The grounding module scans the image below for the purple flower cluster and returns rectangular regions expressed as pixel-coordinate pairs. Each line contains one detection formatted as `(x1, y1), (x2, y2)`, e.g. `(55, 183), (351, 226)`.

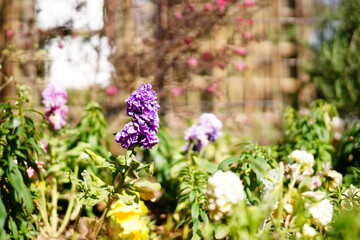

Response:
(115, 84), (160, 149)
(42, 84), (68, 130)
(184, 113), (223, 151)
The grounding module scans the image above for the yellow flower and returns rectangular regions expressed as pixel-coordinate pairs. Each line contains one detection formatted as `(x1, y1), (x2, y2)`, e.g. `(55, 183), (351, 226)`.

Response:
(107, 200), (148, 224)
(108, 200), (150, 239)
(118, 218), (149, 240)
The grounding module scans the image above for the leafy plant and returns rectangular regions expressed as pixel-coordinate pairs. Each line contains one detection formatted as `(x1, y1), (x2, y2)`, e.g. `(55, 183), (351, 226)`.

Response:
(279, 100), (337, 171)
(0, 86), (43, 239)
(309, 1), (360, 115)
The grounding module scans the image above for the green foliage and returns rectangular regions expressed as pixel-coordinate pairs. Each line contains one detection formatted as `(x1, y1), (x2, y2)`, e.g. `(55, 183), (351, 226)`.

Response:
(0, 87), (42, 239)
(176, 166), (210, 239)
(219, 143), (278, 203)
(335, 121), (360, 181)
(279, 100), (337, 171)
(67, 102), (109, 157)
(309, 1), (360, 115)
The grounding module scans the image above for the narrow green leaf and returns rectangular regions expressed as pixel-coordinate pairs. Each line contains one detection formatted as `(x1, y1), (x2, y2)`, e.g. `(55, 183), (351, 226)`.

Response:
(191, 204), (199, 220)
(218, 157), (242, 170)
(199, 210), (209, 224)
(193, 157), (218, 173)
(0, 198), (7, 229)
(189, 190), (197, 203)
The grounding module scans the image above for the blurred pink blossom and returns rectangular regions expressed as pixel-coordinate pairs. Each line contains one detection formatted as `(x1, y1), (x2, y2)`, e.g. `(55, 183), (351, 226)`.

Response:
(188, 57), (198, 67)
(27, 161), (45, 178)
(58, 43), (64, 49)
(233, 47), (247, 56)
(189, 2), (195, 10)
(40, 139), (48, 153)
(216, 0), (227, 11)
(244, 0), (256, 7)
(175, 12), (183, 19)
(310, 176), (322, 190)
(208, 83), (218, 93)
(236, 61), (246, 71)
(5, 30), (14, 38)
(204, 2), (212, 11)
(106, 85), (118, 96)
(243, 31), (252, 40)
(171, 87), (182, 97)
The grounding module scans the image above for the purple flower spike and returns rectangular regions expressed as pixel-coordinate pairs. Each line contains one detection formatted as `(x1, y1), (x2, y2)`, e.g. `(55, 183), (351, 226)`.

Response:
(42, 84), (67, 109)
(116, 84), (160, 149)
(42, 84), (68, 130)
(126, 84), (160, 124)
(184, 113), (223, 151)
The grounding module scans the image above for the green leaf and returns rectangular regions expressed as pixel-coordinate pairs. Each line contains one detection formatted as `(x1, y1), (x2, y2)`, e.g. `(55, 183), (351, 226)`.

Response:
(175, 218), (187, 230)
(189, 191), (196, 203)
(199, 210), (209, 224)
(193, 157), (218, 173)
(191, 204), (199, 220)
(218, 157), (242, 170)
(0, 198), (7, 229)
(8, 167), (33, 214)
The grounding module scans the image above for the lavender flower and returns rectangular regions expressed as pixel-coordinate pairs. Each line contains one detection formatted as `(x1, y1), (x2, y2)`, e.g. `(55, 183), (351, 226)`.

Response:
(198, 113), (223, 141)
(115, 84), (160, 149)
(184, 113), (223, 151)
(42, 84), (67, 109)
(42, 84), (68, 130)
(126, 84), (160, 124)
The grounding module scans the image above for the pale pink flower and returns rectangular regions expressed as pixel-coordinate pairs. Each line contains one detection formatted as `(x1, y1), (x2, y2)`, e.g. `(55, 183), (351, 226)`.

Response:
(204, 2), (212, 11)
(187, 57), (198, 67)
(236, 61), (246, 71)
(27, 161), (45, 178)
(243, 31), (252, 40)
(106, 85), (118, 96)
(244, 0), (256, 7)
(5, 30), (14, 38)
(188, 2), (195, 10)
(175, 12), (183, 19)
(310, 176), (322, 190)
(40, 139), (48, 153)
(233, 47), (247, 56)
(216, 0), (227, 11)
(208, 83), (218, 93)
(171, 87), (181, 97)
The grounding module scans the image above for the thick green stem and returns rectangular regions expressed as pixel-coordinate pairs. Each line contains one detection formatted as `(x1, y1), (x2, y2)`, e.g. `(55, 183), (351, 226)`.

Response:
(50, 177), (59, 234)
(55, 165), (79, 236)
(91, 166), (131, 238)
(38, 182), (51, 232)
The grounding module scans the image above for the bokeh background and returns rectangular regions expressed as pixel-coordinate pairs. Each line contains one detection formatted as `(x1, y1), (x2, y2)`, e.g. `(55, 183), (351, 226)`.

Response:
(0, 0), (353, 153)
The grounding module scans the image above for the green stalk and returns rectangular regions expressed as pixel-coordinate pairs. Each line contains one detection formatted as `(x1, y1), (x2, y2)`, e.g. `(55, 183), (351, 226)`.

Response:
(50, 177), (59, 234)
(37, 182), (51, 232)
(55, 165), (79, 236)
(91, 166), (131, 238)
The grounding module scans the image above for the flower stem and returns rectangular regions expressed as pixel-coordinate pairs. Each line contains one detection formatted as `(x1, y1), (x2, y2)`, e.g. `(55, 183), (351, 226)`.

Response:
(56, 165), (79, 236)
(91, 166), (131, 238)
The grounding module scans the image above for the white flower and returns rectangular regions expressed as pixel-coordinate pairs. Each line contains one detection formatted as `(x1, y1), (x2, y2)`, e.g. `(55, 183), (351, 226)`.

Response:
(302, 191), (326, 201)
(323, 170), (342, 191)
(308, 198), (333, 226)
(288, 150), (315, 175)
(207, 171), (245, 220)
(331, 116), (345, 141)
(302, 224), (317, 238)
(260, 168), (282, 199)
